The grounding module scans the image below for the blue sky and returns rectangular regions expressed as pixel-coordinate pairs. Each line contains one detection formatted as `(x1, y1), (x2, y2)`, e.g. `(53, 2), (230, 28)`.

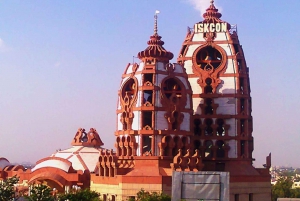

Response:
(0, 0), (299, 168)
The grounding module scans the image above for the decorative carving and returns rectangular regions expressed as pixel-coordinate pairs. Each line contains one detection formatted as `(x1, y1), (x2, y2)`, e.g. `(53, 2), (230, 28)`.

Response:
(171, 149), (203, 171)
(71, 128), (104, 147)
(119, 78), (138, 131)
(192, 44), (227, 92)
(160, 77), (187, 131)
(114, 136), (137, 157)
(165, 63), (175, 74)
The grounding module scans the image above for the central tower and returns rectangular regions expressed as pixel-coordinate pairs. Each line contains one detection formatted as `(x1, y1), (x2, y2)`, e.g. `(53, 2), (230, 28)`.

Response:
(178, 0), (255, 172)
(176, 1), (271, 200)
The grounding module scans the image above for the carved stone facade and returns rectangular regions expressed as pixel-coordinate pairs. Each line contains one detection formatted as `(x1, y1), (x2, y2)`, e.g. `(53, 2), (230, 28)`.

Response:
(0, 1), (271, 201)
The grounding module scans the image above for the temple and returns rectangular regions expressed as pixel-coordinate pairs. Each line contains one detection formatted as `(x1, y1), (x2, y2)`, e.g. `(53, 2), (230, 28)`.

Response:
(0, 1), (271, 201)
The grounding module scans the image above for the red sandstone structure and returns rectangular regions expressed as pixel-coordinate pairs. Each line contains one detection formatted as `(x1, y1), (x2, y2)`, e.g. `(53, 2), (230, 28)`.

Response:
(0, 1), (271, 201)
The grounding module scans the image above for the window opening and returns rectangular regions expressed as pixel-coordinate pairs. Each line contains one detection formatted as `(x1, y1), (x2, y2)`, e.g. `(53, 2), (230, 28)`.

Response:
(240, 140), (245, 156)
(216, 140), (225, 158)
(143, 136), (152, 154)
(204, 118), (213, 136)
(234, 194), (239, 201)
(142, 111), (152, 128)
(249, 193), (253, 201)
(240, 99), (245, 112)
(195, 46), (222, 70)
(163, 78), (182, 100)
(216, 119), (225, 136)
(240, 119), (245, 133)
(143, 90), (153, 104)
(194, 118), (201, 136)
(144, 74), (153, 85)
(122, 78), (136, 100)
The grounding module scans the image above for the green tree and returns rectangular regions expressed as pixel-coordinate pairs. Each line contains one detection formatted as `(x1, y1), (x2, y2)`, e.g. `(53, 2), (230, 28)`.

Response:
(272, 176), (294, 201)
(135, 189), (171, 201)
(0, 175), (19, 201)
(58, 188), (101, 201)
(25, 184), (55, 201)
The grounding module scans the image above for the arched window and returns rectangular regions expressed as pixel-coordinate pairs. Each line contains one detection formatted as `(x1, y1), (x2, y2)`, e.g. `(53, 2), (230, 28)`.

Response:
(195, 46), (223, 70)
(216, 140), (225, 158)
(162, 78), (182, 100)
(121, 78), (136, 101)
(216, 119), (225, 136)
(194, 118), (201, 136)
(204, 118), (213, 136)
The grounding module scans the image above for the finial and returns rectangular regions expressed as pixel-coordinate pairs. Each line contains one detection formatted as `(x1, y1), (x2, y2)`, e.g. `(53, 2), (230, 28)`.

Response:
(210, 0), (214, 5)
(154, 10), (160, 35)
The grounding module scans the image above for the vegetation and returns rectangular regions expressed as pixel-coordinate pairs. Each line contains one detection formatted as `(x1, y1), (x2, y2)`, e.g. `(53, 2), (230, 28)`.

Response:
(25, 184), (54, 201)
(0, 179), (171, 201)
(129, 189), (171, 201)
(272, 176), (300, 201)
(0, 175), (19, 201)
(58, 188), (101, 201)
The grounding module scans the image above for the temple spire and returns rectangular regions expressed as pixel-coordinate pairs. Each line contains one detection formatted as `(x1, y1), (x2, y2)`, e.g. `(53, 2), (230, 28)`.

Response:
(154, 10), (160, 35)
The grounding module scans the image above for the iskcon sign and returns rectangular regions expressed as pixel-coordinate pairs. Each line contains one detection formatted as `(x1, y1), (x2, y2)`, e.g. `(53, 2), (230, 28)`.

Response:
(194, 22), (227, 33)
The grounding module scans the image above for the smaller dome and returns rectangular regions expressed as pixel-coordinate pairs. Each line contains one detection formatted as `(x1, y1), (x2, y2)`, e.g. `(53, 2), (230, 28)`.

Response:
(203, 1), (222, 21)
(138, 34), (173, 62)
(201, 0), (231, 30)
(138, 11), (173, 62)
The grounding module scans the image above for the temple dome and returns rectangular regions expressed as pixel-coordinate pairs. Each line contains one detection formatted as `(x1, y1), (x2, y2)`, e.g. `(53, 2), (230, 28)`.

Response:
(32, 128), (106, 173)
(138, 34), (173, 62)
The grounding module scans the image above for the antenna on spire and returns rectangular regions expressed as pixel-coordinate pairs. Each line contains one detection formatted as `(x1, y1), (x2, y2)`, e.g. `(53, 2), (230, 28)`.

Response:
(154, 10), (160, 35)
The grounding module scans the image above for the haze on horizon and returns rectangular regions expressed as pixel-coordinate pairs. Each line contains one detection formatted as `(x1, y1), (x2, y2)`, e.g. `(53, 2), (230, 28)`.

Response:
(0, 0), (299, 168)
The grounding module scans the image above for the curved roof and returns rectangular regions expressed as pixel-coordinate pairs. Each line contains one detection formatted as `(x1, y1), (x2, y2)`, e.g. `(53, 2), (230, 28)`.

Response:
(0, 157), (10, 169)
(31, 128), (105, 173)
(32, 145), (103, 173)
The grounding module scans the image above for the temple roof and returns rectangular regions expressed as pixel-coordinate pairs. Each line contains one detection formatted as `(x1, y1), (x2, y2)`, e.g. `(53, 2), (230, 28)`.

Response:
(201, 0), (222, 23)
(32, 128), (105, 173)
(137, 11), (173, 62)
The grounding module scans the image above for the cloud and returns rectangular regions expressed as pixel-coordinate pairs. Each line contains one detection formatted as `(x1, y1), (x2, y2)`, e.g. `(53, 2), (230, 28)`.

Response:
(0, 38), (11, 53)
(186, 0), (222, 16)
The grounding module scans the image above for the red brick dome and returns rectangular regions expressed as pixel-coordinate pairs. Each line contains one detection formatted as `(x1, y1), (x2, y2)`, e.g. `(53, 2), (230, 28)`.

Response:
(138, 34), (173, 62)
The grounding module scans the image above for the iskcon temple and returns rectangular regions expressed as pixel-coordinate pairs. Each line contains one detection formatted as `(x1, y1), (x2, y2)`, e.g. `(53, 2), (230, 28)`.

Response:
(0, 1), (272, 201)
